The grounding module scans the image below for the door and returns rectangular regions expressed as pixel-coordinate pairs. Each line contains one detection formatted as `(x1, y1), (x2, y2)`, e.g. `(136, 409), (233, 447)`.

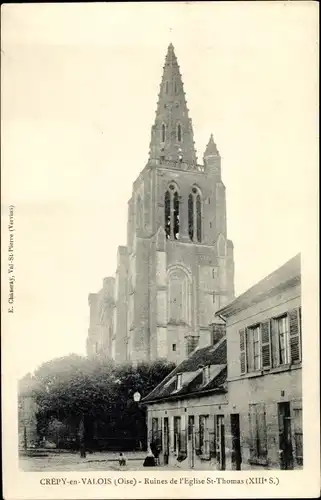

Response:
(215, 415), (226, 470)
(173, 416), (181, 454)
(163, 418), (169, 465)
(278, 402), (293, 469)
(188, 416), (195, 468)
(231, 413), (242, 470)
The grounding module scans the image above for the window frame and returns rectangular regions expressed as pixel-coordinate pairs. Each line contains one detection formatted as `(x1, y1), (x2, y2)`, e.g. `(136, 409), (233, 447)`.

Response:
(274, 314), (290, 366)
(247, 324), (262, 372)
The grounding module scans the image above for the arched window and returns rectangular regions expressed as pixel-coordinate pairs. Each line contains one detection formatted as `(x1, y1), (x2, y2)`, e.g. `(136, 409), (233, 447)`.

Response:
(174, 81), (177, 93)
(161, 123), (166, 143)
(165, 81), (168, 94)
(168, 266), (191, 325)
(188, 194), (193, 240)
(136, 194), (143, 230)
(188, 187), (202, 243)
(177, 123), (182, 142)
(164, 183), (180, 240)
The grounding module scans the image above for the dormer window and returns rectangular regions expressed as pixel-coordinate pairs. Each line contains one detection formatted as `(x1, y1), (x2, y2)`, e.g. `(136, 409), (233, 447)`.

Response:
(176, 373), (182, 390)
(203, 365), (210, 385)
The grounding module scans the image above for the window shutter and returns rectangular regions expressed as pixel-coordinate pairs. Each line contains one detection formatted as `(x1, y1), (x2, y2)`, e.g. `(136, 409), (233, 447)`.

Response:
(239, 328), (247, 374)
(248, 405), (256, 459)
(257, 403), (268, 458)
(289, 308), (301, 363)
(209, 416), (216, 458)
(261, 321), (271, 369)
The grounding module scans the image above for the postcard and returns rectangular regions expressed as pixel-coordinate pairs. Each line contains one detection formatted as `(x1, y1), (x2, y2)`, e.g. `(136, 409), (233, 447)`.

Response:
(1, 2), (319, 499)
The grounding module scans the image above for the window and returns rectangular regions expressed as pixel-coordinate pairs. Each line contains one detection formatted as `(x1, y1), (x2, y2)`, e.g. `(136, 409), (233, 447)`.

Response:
(136, 194), (143, 230)
(212, 268), (216, 279)
(247, 325), (261, 371)
(165, 81), (168, 94)
(176, 373), (182, 390)
(161, 123), (166, 143)
(177, 123), (182, 142)
(172, 343), (176, 352)
(275, 316), (289, 365)
(164, 184), (180, 240)
(248, 403), (268, 462)
(203, 365), (211, 385)
(174, 81), (177, 93)
(188, 187), (202, 242)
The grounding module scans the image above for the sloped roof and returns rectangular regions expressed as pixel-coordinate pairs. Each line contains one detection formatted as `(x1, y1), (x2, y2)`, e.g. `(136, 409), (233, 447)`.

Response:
(142, 338), (227, 404)
(216, 253), (301, 318)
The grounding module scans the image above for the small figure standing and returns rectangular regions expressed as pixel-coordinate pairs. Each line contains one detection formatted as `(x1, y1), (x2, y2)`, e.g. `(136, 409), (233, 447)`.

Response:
(118, 452), (126, 466)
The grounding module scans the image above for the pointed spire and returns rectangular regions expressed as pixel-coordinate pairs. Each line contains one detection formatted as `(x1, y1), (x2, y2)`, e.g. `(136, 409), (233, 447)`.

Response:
(148, 44), (197, 166)
(204, 134), (219, 157)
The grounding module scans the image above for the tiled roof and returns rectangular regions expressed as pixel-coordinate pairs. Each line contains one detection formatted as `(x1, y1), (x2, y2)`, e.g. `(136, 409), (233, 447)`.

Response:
(216, 253), (301, 318)
(142, 338), (227, 404)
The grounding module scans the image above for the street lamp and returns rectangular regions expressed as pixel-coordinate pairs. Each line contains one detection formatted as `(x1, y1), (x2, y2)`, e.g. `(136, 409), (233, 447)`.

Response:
(133, 392), (142, 450)
(133, 392), (141, 403)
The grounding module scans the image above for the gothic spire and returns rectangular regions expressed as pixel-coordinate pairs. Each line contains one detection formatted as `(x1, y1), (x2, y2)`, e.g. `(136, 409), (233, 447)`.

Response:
(204, 133), (219, 157)
(149, 44), (197, 165)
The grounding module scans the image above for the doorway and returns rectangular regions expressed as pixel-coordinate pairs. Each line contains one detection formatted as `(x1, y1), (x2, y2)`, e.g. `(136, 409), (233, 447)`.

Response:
(215, 415), (226, 470)
(278, 402), (294, 469)
(230, 413), (242, 470)
(163, 417), (169, 465)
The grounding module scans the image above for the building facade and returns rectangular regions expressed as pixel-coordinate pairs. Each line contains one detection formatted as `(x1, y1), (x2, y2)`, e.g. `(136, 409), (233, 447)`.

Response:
(143, 253), (302, 470)
(87, 44), (235, 364)
(142, 321), (228, 470)
(216, 253), (302, 470)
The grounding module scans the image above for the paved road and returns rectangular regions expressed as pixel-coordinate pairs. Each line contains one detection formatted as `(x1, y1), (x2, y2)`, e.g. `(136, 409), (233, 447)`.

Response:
(19, 452), (160, 472)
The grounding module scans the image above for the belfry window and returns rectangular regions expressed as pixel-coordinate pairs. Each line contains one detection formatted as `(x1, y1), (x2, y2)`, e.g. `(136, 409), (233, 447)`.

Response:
(188, 187), (202, 243)
(164, 184), (180, 240)
(161, 123), (166, 143)
(177, 123), (182, 142)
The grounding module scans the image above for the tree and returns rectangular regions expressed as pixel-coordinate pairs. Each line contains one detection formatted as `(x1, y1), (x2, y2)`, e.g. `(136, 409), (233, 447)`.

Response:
(25, 354), (175, 452)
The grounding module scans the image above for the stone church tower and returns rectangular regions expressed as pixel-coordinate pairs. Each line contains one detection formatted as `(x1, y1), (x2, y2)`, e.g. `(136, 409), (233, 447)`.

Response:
(87, 44), (235, 365)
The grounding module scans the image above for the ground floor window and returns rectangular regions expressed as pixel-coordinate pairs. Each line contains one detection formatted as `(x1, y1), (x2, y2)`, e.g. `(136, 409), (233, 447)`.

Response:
(248, 403), (268, 463)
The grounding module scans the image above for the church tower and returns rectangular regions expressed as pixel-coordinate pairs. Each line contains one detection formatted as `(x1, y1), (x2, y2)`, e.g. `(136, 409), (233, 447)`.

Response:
(87, 44), (235, 365)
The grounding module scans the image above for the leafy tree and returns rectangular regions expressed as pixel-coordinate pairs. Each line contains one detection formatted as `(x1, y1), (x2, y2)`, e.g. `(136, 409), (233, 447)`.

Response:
(21, 354), (175, 453)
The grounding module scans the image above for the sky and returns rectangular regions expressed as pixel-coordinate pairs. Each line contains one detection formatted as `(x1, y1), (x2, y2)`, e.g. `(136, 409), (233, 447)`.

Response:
(1, 2), (318, 379)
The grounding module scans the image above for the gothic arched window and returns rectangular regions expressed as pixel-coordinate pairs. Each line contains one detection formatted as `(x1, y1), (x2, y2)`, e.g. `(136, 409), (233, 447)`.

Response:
(136, 194), (143, 230)
(177, 123), (182, 142)
(188, 194), (193, 240)
(164, 183), (180, 240)
(168, 267), (191, 325)
(165, 81), (169, 94)
(188, 187), (202, 243)
(161, 123), (166, 143)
